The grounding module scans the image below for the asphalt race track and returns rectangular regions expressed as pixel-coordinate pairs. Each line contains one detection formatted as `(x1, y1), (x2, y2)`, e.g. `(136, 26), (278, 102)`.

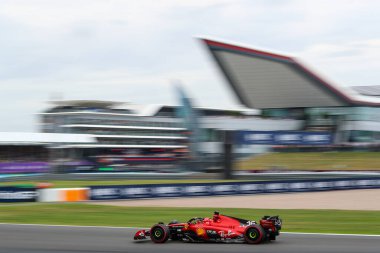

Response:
(0, 224), (379, 253)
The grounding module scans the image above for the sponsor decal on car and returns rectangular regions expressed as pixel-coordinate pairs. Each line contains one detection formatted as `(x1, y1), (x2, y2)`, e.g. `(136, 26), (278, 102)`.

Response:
(218, 230), (235, 238)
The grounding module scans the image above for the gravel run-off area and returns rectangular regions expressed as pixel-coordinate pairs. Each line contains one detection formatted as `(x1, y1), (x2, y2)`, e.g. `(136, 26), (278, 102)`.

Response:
(92, 189), (380, 211)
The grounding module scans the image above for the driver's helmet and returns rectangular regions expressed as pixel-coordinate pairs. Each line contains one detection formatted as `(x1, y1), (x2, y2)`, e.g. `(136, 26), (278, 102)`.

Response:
(213, 211), (221, 222)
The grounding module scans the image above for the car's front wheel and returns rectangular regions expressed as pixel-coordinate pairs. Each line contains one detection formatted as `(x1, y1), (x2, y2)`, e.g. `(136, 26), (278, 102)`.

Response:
(150, 224), (170, 243)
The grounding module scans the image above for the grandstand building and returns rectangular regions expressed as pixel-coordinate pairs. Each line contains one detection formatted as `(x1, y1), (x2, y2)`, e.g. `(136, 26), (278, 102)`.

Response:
(38, 100), (300, 172)
(39, 100), (190, 172)
(40, 100), (187, 149)
(201, 38), (380, 144)
(0, 132), (95, 174)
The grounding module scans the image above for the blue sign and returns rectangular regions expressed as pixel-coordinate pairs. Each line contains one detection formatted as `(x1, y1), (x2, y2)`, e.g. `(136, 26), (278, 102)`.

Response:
(235, 131), (333, 145)
(0, 187), (37, 202)
(89, 178), (380, 200)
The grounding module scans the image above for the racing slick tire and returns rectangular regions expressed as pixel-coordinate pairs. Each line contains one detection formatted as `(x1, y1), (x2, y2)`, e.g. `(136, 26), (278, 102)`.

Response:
(244, 225), (266, 244)
(150, 224), (170, 243)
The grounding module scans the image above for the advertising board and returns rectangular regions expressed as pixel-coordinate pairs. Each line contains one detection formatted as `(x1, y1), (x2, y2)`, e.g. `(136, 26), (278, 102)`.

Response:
(89, 178), (380, 200)
(0, 186), (37, 202)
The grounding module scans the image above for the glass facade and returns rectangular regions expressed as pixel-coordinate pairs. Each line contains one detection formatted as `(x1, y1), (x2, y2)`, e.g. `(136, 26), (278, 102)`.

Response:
(307, 107), (380, 122)
(260, 106), (380, 143)
(306, 107), (380, 143)
(347, 107), (380, 122)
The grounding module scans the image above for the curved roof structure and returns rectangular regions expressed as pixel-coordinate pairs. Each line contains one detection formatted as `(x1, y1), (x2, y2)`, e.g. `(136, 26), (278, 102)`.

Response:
(201, 38), (380, 108)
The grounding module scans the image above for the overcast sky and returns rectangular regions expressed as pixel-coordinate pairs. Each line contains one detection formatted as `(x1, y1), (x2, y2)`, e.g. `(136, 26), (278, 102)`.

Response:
(1, 0), (380, 132)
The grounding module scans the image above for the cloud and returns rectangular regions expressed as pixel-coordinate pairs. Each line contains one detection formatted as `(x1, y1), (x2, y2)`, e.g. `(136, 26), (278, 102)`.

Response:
(299, 39), (380, 86)
(0, 0), (379, 131)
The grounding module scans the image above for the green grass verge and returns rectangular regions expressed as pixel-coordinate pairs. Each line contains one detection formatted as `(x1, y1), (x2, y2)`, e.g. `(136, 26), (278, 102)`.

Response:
(0, 179), (254, 188)
(0, 203), (379, 235)
(237, 151), (380, 171)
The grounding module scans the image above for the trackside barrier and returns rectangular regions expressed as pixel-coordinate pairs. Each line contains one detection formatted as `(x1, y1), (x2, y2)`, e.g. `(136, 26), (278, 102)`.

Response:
(38, 188), (89, 202)
(89, 177), (380, 200)
(4, 178), (380, 202)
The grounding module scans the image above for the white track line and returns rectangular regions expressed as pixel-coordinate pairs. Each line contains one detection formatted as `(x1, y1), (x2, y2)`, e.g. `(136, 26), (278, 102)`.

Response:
(0, 223), (142, 229)
(0, 223), (379, 237)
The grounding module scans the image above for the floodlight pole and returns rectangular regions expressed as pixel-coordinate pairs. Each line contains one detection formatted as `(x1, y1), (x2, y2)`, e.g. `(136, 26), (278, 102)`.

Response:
(222, 130), (234, 179)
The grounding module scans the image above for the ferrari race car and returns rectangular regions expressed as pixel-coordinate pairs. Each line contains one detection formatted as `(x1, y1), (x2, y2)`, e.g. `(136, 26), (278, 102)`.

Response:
(134, 211), (282, 244)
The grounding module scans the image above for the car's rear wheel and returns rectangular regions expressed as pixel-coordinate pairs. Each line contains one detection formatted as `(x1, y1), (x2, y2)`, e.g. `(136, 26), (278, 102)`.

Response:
(150, 224), (170, 243)
(244, 225), (265, 244)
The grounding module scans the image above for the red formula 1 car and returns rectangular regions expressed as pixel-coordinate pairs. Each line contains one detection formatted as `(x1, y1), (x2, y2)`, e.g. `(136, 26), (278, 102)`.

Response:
(134, 211), (281, 244)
